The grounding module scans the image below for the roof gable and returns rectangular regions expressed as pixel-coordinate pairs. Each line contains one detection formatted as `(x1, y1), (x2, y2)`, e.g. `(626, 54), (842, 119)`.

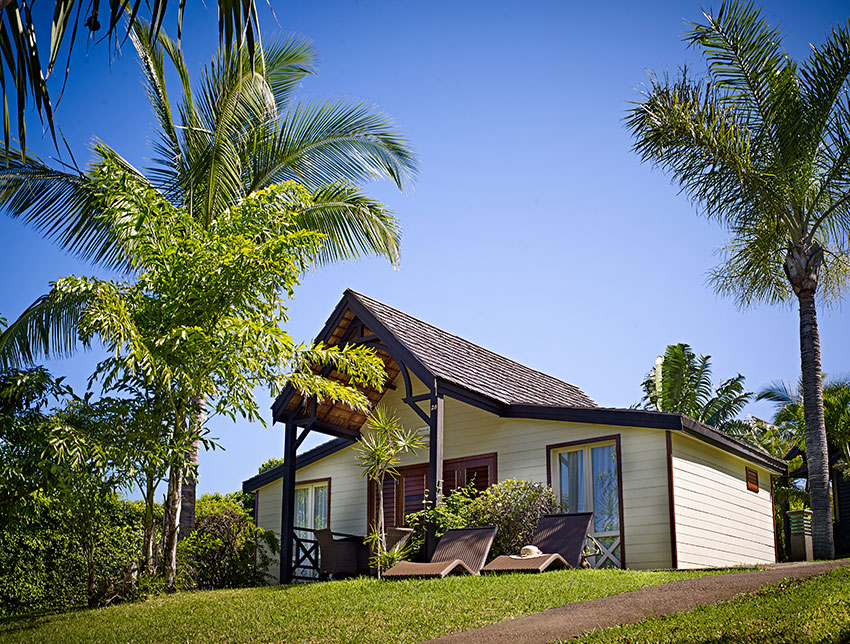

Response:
(348, 290), (596, 408)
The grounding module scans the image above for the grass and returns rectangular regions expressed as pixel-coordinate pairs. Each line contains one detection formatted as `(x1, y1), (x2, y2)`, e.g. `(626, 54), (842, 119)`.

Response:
(569, 565), (850, 644)
(0, 568), (729, 644)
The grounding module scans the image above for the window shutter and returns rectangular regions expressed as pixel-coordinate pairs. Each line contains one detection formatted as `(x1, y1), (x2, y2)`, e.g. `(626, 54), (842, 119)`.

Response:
(465, 465), (490, 492)
(745, 467), (759, 493)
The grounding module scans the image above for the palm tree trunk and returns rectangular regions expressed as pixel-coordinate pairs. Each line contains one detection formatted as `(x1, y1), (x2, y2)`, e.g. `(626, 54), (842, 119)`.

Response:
(797, 291), (835, 559)
(179, 397), (205, 539)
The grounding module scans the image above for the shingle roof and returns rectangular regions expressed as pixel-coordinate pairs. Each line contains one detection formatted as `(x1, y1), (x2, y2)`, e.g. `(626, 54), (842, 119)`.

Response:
(348, 290), (596, 408)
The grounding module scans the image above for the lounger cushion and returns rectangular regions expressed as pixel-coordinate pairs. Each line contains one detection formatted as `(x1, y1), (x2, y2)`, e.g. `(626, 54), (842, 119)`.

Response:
(481, 553), (569, 574)
(383, 559), (476, 578)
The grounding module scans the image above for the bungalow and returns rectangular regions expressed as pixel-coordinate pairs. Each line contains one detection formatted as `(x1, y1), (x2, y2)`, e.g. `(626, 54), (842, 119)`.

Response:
(243, 290), (787, 583)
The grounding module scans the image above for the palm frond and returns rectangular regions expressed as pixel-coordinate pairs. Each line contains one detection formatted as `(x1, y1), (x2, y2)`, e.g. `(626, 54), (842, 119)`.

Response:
(0, 288), (89, 368)
(0, 0), (261, 160)
(685, 0), (790, 156)
(0, 150), (134, 269)
(260, 99), (418, 191)
(292, 182), (402, 267)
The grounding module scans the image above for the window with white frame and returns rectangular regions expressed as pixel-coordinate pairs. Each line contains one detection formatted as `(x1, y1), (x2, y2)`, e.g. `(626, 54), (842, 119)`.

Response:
(293, 480), (329, 579)
(551, 440), (622, 568)
(294, 480), (329, 532)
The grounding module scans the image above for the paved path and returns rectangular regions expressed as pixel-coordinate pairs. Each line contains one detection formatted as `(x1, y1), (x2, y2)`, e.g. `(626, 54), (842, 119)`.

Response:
(421, 560), (850, 644)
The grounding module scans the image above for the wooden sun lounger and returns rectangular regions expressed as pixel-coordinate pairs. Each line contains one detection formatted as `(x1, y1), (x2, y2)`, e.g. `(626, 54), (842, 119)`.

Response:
(481, 512), (594, 574)
(383, 526), (497, 579)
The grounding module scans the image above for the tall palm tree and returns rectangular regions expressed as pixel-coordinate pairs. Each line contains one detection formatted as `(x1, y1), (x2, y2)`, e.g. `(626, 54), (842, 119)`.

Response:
(0, 21), (417, 536)
(640, 343), (753, 431)
(626, 1), (850, 559)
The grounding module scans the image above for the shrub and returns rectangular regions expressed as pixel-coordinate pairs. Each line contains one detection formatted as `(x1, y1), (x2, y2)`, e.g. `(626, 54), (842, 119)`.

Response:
(465, 479), (559, 558)
(404, 482), (478, 558)
(177, 493), (278, 589)
(0, 493), (143, 616)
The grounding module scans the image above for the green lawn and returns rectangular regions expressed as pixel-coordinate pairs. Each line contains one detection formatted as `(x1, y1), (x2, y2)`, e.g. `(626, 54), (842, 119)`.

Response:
(0, 568), (727, 644)
(569, 566), (850, 644)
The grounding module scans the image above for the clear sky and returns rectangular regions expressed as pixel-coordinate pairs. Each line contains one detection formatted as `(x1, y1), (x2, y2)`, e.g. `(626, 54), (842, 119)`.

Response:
(1, 0), (848, 497)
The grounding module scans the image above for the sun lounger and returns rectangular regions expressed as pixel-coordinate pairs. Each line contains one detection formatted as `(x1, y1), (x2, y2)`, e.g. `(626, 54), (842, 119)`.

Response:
(481, 512), (594, 574)
(383, 526), (497, 578)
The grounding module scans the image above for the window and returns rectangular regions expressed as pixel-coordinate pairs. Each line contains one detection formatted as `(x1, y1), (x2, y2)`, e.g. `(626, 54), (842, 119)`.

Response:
(293, 479), (329, 579)
(550, 439), (622, 568)
(294, 480), (329, 532)
(745, 468), (759, 493)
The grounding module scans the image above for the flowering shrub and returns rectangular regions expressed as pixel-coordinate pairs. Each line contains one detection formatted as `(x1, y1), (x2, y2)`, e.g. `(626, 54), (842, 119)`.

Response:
(465, 479), (559, 558)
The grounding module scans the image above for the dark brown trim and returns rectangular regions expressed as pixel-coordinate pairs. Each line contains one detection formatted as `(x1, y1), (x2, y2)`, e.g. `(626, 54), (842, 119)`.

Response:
(614, 436), (626, 569)
(510, 405), (786, 474)
(242, 438), (352, 493)
(546, 434), (626, 569)
(294, 477), (332, 528)
(770, 476), (779, 563)
(666, 431), (678, 569)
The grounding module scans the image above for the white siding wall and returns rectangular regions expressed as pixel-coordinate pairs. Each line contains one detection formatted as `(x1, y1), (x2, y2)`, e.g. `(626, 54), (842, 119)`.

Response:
(671, 432), (776, 568)
(253, 373), (675, 575)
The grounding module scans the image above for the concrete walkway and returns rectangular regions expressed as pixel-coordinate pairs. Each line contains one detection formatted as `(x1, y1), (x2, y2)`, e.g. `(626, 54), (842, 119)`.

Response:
(421, 560), (850, 644)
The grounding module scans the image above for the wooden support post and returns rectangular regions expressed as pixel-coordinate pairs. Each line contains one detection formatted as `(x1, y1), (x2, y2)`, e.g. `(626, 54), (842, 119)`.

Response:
(280, 416), (297, 584)
(426, 389), (444, 557)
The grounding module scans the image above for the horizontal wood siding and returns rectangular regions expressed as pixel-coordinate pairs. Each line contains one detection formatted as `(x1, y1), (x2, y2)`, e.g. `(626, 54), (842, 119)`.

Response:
(255, 481), (281, 581)
(670, 433), (776, 568)
(253, 372), (679, 579)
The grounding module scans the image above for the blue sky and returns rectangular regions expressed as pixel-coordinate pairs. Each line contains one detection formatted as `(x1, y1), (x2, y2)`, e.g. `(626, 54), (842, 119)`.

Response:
(1, 0), (849, 497)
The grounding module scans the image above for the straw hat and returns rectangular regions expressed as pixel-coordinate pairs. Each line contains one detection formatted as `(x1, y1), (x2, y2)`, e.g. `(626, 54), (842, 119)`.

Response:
(520, 545), (543, 558)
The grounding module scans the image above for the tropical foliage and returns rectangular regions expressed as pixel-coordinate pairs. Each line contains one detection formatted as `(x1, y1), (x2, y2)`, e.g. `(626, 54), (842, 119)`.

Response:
(354, 405), (425, 575)
(464, 479), (560, 559)
(0, 494), (144, 616)
(0, 0), (260, 158)
(177, 493), (278, 589)
(758, 378), (850, 474)
(627, 0), (850, 558)
(0, 21), (416, 275)
(0, 159), (388, 586)
(0, 18), (416, 541)
(640, 343), (753, 431)
(0, 365), (78, 512)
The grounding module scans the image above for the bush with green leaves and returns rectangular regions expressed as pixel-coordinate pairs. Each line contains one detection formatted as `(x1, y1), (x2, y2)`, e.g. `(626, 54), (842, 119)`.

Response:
(404, 482), (479, 558)
(0, 493), (143, 616)
(177, 493), (278, 589)
(464, 479), (559, 558)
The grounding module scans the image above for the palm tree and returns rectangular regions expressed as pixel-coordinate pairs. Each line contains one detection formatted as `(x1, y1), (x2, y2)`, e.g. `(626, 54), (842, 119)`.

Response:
(626, 1), (850, 559)
(0, 21), (417, 536)
(353, 405), (424, 577)
(640, 343), (753, 431)
(759, 378), (850, 471)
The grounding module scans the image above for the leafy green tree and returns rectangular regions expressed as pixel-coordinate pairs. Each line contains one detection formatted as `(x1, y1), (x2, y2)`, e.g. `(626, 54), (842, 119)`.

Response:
(0, 365), (78, 513)
(626, 1), (850, 558)
(258, 457), (284, 474)
(0, 20), (416, 535)
(354, 405), (425, 576)
(1, 160), (387, 586)
(640, 343), (753, 431)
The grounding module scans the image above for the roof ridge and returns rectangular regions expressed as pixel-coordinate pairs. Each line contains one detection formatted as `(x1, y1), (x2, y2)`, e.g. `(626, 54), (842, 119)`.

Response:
(347, 289), (594, 405)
